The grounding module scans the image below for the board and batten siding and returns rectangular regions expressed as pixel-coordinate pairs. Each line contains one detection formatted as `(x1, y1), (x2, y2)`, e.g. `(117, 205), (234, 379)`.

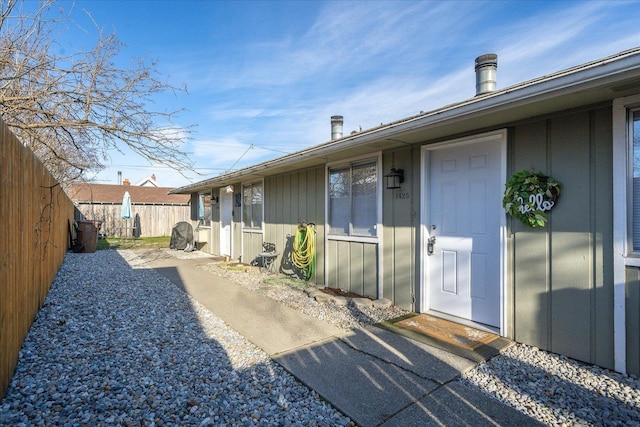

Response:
(625, 268), (640, 375)
(258, 154), (414, 308)
(326, 240), (378, 297)
(509, 106), (615, 370)
(262, 167), (326, 283)
(382, 147), (416, 311)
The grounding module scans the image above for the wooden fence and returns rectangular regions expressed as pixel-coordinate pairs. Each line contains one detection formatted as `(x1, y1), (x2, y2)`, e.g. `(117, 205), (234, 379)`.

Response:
(0, 119), (75, 399)
(75, 203), (190, 238)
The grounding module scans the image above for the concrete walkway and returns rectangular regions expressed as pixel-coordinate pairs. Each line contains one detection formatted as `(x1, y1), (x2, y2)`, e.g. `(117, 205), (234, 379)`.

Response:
(137, 252), (541, 427)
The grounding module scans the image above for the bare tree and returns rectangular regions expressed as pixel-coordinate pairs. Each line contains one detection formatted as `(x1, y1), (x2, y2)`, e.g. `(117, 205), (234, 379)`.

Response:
(0, 0), (193, 185)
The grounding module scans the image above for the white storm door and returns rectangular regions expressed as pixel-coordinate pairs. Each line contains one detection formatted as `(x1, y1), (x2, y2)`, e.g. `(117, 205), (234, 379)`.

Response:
(426, 134), (503, 327)
(220, 190), (232, 256)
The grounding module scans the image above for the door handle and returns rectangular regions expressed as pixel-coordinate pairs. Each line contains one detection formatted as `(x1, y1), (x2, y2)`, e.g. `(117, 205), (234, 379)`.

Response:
(427, 236), (436, 256)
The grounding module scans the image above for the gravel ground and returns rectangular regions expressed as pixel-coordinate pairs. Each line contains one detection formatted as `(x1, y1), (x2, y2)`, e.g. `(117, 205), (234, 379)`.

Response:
(0, 250), (353, 426)
(2, 248), (640, 426)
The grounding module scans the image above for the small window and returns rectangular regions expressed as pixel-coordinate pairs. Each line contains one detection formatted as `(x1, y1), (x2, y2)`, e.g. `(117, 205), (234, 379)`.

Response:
(632, 110), (640, 250)
(243, 182), (263, 230)
(198, 193), (212, 227)
(329, 160), (378, 237)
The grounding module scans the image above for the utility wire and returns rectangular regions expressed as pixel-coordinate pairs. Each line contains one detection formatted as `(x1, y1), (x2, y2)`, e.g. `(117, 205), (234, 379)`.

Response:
(228, 144), (254, 172)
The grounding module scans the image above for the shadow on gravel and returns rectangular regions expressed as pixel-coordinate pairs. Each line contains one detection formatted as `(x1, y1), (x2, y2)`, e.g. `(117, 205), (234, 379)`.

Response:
(462, 350), (640, 426)
(139, 251), (541, 426)
(112, 249), (640, 427)
(0, 250), (350, 426)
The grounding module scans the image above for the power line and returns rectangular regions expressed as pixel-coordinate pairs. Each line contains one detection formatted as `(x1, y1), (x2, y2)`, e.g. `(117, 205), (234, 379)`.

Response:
(228, 144), (254, 172)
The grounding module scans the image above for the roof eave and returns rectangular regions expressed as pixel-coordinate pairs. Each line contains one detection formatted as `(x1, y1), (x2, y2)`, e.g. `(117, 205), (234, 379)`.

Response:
(170, 48), (640, 195)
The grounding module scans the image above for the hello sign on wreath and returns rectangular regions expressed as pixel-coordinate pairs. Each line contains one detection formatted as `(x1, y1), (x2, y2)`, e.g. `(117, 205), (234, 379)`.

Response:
(502, 170), (561, 227)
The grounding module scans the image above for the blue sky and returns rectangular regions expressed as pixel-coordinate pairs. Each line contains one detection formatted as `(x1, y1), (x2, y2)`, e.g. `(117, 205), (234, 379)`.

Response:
(63, 0), (640, 188)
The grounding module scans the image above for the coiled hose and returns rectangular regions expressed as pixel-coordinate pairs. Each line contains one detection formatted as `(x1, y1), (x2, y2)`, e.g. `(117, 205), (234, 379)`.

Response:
(292, 223), (316, 281)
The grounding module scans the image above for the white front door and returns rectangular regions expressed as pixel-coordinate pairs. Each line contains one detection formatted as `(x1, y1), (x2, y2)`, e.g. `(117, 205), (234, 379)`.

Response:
(423, 131), (505, 328)
(220, 190), (232, 256)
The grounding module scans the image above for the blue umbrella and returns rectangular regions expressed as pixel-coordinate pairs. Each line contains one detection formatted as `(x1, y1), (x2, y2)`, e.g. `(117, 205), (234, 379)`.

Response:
(121, 191), (132, 219)
(121, 191), (132, 239)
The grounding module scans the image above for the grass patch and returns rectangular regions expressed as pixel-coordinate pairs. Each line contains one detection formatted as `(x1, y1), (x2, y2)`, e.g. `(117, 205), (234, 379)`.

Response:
(97, 236), (171, 250)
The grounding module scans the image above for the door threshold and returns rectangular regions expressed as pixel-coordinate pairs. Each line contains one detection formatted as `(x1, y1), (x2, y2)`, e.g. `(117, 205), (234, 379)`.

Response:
(425, 310), (500, 335)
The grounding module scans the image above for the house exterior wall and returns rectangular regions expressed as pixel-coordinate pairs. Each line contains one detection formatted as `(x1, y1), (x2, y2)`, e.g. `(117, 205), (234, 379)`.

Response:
(382, 147), (417, 310)
(263, 168), (326, 283)
(326, 240), (378, 297)
(207, 189), (221, 254)
(194, 106), (637, 373)
(232, 190), (243, 260)
(625, 268), (640, 375)
(508, 105), (615, 370)
(625, 267), (640, 375)
(242, 231), (263, 264)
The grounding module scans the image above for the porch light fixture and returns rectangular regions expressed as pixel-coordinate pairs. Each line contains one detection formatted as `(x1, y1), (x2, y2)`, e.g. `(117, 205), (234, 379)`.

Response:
(225, 185), (234, 194)
(385, 168), (404, 189)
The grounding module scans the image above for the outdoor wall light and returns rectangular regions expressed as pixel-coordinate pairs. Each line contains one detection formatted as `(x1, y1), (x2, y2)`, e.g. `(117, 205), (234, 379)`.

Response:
(225, 185), (234, 194)
(385, 168), (404, 189)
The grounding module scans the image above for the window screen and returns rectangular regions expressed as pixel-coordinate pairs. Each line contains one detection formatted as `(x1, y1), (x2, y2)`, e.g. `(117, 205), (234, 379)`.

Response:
(329, 160), (377, 237)
(243, 182), (263, 229)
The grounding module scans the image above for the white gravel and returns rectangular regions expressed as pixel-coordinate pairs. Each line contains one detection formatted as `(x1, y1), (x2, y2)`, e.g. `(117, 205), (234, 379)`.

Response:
(1, 247), (639, 426)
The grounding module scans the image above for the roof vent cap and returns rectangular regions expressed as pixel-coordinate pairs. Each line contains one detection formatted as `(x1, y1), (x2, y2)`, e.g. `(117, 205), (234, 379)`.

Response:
(475, 53), (498, 95)
(331, 115), (344, 140)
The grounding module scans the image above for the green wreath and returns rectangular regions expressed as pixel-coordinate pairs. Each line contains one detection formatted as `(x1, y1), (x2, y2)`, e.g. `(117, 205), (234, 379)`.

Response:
(502, 170), (561, 227)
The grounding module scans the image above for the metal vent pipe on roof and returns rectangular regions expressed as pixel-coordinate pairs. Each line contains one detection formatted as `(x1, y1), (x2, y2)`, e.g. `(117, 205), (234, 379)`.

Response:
(331, 115), (344, 140)
(475, 53), (498, 95)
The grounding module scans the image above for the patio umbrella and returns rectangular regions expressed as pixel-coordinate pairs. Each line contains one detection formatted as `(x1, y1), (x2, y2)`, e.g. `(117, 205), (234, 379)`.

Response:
(121, 191), (132, 238)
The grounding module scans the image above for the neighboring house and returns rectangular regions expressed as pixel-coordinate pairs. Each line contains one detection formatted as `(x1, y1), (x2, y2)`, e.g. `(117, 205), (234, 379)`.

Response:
(170, 48), (640, 375)
(69, 183), (191, 238)
(136, 174), (159, 187)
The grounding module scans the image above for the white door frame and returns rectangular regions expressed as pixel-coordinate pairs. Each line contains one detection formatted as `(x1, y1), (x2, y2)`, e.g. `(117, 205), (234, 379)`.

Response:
(419, 129), (507, 335)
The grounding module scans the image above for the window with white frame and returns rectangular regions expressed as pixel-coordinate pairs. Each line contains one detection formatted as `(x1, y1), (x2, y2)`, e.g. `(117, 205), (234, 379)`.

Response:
(197, 192), (212, 227)
(242, 181), (263, 230)
(329, 160), (378, 237)
(632, 109), (640, 251)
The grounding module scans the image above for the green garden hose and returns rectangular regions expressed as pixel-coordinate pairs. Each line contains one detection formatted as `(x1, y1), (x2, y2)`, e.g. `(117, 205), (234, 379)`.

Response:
(292, 223), (316, 281)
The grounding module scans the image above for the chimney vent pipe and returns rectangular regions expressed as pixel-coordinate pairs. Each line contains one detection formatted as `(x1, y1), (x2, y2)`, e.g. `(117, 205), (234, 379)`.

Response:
(475, 53), (498, 95)
(331, 115), (344, 140)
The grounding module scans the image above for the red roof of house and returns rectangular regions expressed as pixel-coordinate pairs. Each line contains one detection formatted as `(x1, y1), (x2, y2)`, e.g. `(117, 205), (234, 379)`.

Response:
(68, 183), (190, 205)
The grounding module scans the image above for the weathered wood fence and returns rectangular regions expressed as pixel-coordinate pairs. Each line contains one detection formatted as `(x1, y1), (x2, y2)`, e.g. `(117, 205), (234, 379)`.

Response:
(75, 203), (190, 237)
(0, 118), (75, 399)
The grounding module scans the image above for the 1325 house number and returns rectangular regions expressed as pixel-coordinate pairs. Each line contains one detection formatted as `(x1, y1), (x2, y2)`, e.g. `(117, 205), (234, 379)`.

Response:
(395, 191), (410, 200)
